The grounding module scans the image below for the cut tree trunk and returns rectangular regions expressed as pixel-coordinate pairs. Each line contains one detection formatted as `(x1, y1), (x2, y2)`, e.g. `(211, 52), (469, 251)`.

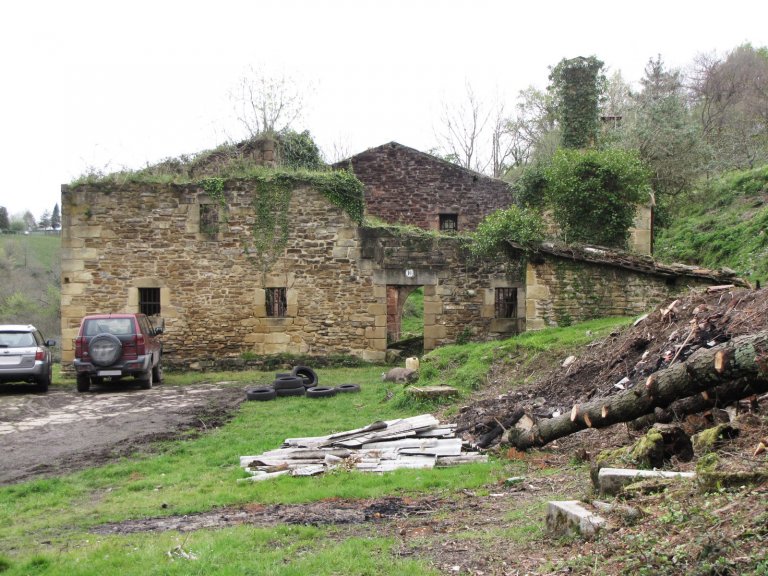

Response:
(507, 330), (768, 450)
(629, 377), (768, 430)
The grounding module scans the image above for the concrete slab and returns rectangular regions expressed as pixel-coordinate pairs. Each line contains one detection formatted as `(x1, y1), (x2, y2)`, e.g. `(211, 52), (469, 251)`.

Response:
(546, 500), (606, 539)
(598, 467), (696, 495)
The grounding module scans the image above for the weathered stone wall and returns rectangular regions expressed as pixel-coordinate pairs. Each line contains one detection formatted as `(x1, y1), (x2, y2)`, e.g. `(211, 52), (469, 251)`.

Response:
(60, 180), (381, 368)
(360, 227), (526, 349)
(337, 142), (513, 232)
(525, 257), (712, 330)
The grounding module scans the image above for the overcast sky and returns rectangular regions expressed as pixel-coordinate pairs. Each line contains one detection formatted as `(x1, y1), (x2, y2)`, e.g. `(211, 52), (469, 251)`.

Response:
(1, 0), (765, 218)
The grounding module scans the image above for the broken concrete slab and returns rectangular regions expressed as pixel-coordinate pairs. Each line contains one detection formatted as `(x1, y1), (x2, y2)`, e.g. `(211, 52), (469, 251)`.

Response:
(241, 413), (485, 479)
(406, 386), (459, 399)
(546, 500), (606, 539)
(597, 467), (696, 495)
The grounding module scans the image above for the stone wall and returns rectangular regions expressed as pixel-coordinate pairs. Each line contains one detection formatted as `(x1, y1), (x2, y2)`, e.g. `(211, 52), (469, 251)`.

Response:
(337, 142), (513, 232)
(360, 227), (526, 350)
(60, 177), (726, 370)
(525, 256), (712, 330)
(60, 180), (381, 368)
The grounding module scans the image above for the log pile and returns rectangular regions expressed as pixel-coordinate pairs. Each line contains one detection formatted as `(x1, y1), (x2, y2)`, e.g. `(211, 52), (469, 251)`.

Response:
(456, 287), (768, 451)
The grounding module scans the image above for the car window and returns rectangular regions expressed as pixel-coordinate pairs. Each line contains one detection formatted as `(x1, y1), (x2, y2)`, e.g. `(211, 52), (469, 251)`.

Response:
(84, 319), (134, 336)
(0, 332), (35, 347)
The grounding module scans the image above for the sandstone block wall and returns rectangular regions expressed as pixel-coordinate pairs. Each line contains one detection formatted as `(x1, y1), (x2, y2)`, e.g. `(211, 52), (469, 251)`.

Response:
(525, 257), (712, 329)
(60, 180), (379, 368)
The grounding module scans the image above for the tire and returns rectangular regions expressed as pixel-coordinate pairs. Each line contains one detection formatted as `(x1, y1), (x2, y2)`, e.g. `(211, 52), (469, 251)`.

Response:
(276, 386), (305, 397)
(291, 366), (318, 388)
(306, 386), (337, 399)
(245, 386), (276, 401)
(336, 383), (361, 394)
(36, 365), (52, 392)
(89, 333), (123, 367)
(76, 374), (91, 393)
(275, 372), (291, 379)
(152, 356), (164, 383)
(273, 376), (304, 390)
(138, 367), (153, 390)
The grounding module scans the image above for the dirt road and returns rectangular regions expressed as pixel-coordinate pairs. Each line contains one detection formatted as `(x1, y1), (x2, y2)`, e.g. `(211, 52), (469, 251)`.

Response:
(0, 382), (244, 485)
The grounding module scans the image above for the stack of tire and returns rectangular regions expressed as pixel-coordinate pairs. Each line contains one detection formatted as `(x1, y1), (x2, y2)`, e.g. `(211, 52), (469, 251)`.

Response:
(245, 366), (360, 401)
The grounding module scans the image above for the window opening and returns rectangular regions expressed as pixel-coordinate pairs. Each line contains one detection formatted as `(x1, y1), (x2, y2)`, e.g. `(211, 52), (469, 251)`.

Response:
(495, 288), (517, 319)
(199, 204), (219, 234)
(139, 287), (161, 316)
(266, 288), (287, 318)
(439, 214), (458, 232)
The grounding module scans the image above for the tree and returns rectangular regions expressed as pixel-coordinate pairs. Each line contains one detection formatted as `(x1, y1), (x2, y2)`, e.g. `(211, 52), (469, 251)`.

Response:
(0, 206), (9, 232)
(38, 210), (51, 230)
(232, 67), (305, 138)
(279, 130), (324, 170)
(691, 44), (768, 170)
(51, 203), (60, 231)
(620, 56), (705, 198)
(545, 148), (651, 248)
(436, 83), (491, 173)
(503, 86), (559, 172)
(548, 56), (606, 149)
(22, 211), (36, 232)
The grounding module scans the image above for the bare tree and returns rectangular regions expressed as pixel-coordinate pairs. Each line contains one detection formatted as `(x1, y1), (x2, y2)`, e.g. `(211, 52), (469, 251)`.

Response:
(231, 67), (305, 138)
(436, 83), (491, 173)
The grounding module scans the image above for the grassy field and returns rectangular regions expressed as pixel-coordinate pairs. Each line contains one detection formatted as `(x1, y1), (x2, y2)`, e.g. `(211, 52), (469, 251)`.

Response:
(0, 318), (630, 576)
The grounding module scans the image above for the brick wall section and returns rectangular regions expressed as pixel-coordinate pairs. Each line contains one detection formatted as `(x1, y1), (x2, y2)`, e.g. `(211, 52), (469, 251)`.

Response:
(336, 142), (513, 232)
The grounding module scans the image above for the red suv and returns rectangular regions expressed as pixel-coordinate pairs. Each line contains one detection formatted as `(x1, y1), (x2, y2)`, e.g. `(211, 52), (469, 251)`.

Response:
(73, 313), (163, 392)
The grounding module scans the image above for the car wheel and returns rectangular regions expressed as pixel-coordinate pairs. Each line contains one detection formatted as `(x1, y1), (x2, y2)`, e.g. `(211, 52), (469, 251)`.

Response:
(245, 386), (276, 401)
(152, 357), (164, 383)
(336, 383), (361, 394)
(273, 376), (304, 390)
(76, 374), (91, 393)
(306, 386), (337, 398)
(89, 333), (123, 367)
(36, 366), (52, 392)
(291, 366), (318, 388)
(138, 368), (153, 390)
(276, 386), (305, 397)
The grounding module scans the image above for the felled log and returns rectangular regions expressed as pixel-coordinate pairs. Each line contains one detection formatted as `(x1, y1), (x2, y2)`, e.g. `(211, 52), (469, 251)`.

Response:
(507, 330), (768, 450)
(628, 377), (768, 430)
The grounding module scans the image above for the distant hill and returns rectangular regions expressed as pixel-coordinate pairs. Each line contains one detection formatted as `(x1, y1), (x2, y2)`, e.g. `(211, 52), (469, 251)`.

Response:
(654, 165), (768, 286)
(0, 232), (61, 339)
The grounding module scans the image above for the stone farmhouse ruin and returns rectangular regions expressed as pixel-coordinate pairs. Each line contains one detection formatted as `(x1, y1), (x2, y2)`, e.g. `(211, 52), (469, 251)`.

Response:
(60, 140), (742, 369)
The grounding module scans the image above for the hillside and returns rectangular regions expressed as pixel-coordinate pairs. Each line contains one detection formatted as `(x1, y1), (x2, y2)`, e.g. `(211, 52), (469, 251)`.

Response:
(0, 233), (61, 339)
(655, 165), (768, 286)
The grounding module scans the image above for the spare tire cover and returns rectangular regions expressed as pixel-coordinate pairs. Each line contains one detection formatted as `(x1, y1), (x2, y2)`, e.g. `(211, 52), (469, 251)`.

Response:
(89, 333), (123, 367)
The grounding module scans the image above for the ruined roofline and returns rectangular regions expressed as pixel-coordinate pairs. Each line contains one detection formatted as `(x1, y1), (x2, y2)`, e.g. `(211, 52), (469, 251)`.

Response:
(335, 141), (507, 185)
(507, 240), (750, 287)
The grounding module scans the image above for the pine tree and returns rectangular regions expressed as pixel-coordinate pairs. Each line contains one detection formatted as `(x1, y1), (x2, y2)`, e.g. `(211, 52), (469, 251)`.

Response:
(51, 203), (61, 230)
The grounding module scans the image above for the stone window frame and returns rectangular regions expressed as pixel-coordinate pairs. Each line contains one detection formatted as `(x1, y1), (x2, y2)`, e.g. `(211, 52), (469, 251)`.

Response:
(494, 287), (518, 319)
(138, 287), (161, 316)
(439, 213), (459, 232)
(128, 279), (169, 320)
(265, 287), (288, 318)
(199, 203), (220, 236)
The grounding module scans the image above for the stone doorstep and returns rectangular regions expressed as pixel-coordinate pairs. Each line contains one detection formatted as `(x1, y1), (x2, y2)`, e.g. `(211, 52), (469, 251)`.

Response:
(598, 467), (696, 496)
(546, 500), (607, 539)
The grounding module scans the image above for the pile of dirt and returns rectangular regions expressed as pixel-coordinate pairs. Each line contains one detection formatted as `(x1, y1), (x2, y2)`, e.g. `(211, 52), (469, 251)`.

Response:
(455, 286), (768, 450)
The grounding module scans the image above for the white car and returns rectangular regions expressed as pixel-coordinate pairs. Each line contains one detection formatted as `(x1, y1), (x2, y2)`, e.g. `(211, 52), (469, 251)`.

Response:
(0, 324), (56, 392)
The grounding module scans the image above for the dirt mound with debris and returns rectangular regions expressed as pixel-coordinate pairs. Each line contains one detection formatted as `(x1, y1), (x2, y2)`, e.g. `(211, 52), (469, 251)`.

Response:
(456, 287), (768, 450)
